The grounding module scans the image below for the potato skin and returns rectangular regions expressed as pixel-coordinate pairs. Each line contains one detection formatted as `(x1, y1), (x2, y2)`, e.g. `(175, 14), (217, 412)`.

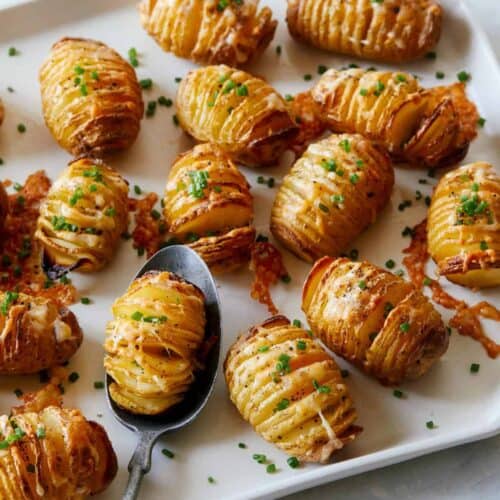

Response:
(139, 0), (277, 67)
(302, 257), (449, 385)
(428, 162), (500, 288)
(271, 134), (394, 262)
(0, 292), (82, 375)
(312, 69), (478, 169)
(0, 97), (4, 126)
(35, 158), (129, 273)
(104, 271), (206, 415)
(39, 37), (143, 157)
(163, 143), (255, 273)
(0, 406), (117, 499)
(224, 315), (361, 463)
(176, 65), (298, 167)
(287, 0), (442, 63)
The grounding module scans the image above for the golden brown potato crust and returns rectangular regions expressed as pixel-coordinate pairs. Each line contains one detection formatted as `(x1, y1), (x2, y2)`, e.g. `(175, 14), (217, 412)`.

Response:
(35, 158), (129, 273)
(39, 37), (143, 157)
(287, 0), (442, 63)
(0, 292), (82, 375)
(312, 69), (478, 169)
(302, 257), (449, 385)
(163, 143), (255, 273)
(176, 65), (298, 167)
(104, 271), (207, 415)
(224, 315), (361, 463)
(0, 98), (4, 126)
(0, 406), (117, 499)
(428, 162), (500, 288)
(139, 0), (277, 66)
(271, 134), (394, 262)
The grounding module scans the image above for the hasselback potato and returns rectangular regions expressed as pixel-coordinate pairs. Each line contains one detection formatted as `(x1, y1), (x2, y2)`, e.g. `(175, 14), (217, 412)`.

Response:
(428, 162), (500, 288)
(0, 291), (82, 375)
(287, 0), (442, 63)
(35, 158), (129, 274)
(0, 406), (117, 499)
(139, 0), (277, 67)
(312, 68), (478, 169)
(163, 143), (255, 273)
(271, 134), (394, 262)
(224, 315), (361, 462)
(176, 65), (298, 167)
(302, 257), (449, 385)
(39, 37), (143, 157)
(104, 271), (206, 415)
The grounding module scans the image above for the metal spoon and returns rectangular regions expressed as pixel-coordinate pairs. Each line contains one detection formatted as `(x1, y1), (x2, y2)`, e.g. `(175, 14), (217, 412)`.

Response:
(105, 245), (222, 500)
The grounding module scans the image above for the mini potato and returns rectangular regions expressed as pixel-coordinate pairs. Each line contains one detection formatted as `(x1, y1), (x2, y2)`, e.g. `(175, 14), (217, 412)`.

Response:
(224, 315), (361, 463)
(176, 65), (298, 167)
(303, 257), (449, 385)
(312, 69), (478, 169)
(287, 0), (442, 63)
(0, 406), (117, 499)
(39, 37), (143, 157)
(104, 271), (206, 415)
(271, 134), (394, 262)
(428, 162), (500, 288)
(35, 158), (129, 273)
(0, 291), (83, 375)
(163, 143), (255, 273)
(139, 0), (277, 67)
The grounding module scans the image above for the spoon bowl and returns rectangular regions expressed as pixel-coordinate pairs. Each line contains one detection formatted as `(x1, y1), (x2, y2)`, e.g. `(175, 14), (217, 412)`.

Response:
(105, 245), (221, 500)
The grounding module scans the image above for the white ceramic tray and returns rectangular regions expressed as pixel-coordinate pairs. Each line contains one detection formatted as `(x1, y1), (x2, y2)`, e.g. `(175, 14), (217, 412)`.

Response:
(0, 1), (499, 499)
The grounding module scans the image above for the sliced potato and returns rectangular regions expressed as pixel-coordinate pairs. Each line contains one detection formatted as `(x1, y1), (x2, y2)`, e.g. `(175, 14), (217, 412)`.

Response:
(428, 162), (500, 288)
(139, 0), (277, 66)
(163, 143), (255, 273)
(287, 0), (442, 63)
(104, 271), (206, 415)
(224, 315), (361, 462)
(176, 65), (298, 167)
(271, 134), (394, 262)
(302, 257), (449, 384)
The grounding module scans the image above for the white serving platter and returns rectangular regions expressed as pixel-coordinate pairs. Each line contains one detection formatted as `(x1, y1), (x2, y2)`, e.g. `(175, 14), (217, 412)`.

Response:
(0, 1), (499, 499)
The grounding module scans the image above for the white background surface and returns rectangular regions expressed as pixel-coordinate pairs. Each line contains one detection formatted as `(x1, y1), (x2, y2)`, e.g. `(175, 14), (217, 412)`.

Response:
(0, 1), (498, 499)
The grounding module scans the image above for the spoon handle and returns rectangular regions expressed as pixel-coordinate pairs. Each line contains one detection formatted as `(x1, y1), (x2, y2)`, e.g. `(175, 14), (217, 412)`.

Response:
(123, 430), (158, 500)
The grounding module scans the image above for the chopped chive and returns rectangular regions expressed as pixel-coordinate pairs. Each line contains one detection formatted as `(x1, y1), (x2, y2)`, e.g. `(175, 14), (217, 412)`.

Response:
(303, 74), (312, 81)
(341, 369), (349, 378)
(287, 457), (300, 469)
(426, 421), (436, 429)
(393, 389), (404, 399)
(358, 280), (367, 290)
(139, 78), (153, 90)
(80, 297), (91, 305)
(14, 388), (23, 398)
(292, 319), (302, 328)
(470, 363), (480, 373)
(457, 70), (470, 83)
(17, 123), (26, 133)
(162, 448), (174, 459)
(296, 340), (307, 351)
(436, 71), (445, 79)
(68, 372), (79, 383)
(208, 476), (216, 484)
(238, 442), (247, 449)
(477, 117), (486, 128)
(385, 259), (396, 269)
(94, 381), (105, 389)
(266, 464), (277, 473)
